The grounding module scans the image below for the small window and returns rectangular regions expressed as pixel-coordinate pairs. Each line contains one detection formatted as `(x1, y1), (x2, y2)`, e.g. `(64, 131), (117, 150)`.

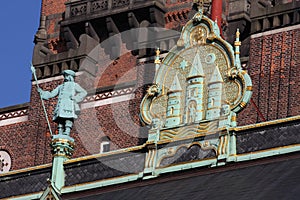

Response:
(211, 98), (215, 107)
(170, 107), (174, 115)
(100, 141), (110, 153)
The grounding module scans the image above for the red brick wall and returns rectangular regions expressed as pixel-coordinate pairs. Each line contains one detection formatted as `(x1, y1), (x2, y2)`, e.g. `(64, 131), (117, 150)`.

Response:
(5, 74), (146, 170)
(238, 28), (300, 125)
(96, 52), (137, 88)
(41, 0), (68, 53)
(165, 9), (191, 30)
(164, 0), (192, 30)
(0, 122), (35, 170)
(41, 0), (67, 16)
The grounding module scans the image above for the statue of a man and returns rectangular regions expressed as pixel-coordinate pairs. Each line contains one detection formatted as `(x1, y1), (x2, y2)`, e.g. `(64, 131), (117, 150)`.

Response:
(38, 70), (87, 136)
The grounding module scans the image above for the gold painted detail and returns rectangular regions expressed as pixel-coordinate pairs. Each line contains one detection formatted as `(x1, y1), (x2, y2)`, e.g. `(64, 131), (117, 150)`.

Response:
(236, 29), (240, 39)
(160, 121), (219, 140)
(155, 48), (161, 64)
(0, 163), (52, 177)
(231, 116), (237, 121)
(241, 70), (247, 75)
(191, 27), (207, 45)
(232, 115), (300, 132)
(51, 138), (75, 146)
(166, 113), (181, 117)
(147, 84), (159, 96)
(240, 101), (247, 108)
(145, 149), (156, 168)
(157, 142), (217, 167)
(246, 86), (253, 91)
(234, 41), (241, 46)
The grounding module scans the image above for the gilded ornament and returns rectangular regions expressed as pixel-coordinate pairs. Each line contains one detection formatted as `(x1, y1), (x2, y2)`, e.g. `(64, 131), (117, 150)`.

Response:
(192, 27), (206, 44)
(147, 84), (159, 96)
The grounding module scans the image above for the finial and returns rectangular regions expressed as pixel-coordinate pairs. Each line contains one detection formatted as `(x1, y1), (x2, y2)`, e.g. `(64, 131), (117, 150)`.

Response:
(236, 28), (240, 40)
(156, 48), (160, 56)
(192, 0), (204, 22)
(155, 48), (161, 64)
(234, 29), (241, 47)
(234, 28), (242, 70)
(194, 0), (206, 11)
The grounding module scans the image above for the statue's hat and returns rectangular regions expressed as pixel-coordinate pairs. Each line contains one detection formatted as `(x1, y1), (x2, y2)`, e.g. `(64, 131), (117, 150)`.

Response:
(62, 70), (76, 77)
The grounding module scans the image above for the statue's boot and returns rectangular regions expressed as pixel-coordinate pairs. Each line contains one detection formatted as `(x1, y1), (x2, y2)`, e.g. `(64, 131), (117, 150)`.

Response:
(58, 124), (64, 135)
(64, 120), (73, 136)
(64, 127), (71, 136)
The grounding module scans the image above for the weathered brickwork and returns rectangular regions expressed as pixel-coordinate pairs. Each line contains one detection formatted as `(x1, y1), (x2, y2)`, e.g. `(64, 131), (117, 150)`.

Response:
(41, 0), (67, 16)
(0, 122), (34, 170)
(165, 9), (191, 30)
(164, 0), (193, 30)
(3, 66), (150, 170)
(96, 52), (137, 88)
(238, 28), (300, 126)
(41, 0), (68, 53)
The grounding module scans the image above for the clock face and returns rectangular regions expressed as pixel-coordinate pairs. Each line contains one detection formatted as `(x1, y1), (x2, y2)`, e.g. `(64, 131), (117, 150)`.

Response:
(0, 151), (11, 173)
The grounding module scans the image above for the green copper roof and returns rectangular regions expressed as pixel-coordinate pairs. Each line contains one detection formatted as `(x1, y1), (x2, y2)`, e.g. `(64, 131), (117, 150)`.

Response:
(169, 74), (182, 91)
(208, 66), (223, 83)
(188, 53), (204, 78)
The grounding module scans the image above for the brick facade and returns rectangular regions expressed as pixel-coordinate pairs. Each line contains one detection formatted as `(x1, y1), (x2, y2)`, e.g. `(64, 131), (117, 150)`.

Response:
(0, 122), (33, 170)
(42, 0), (68, 53)
(1, 1), (300, 171)
(238, 27), (300, 125)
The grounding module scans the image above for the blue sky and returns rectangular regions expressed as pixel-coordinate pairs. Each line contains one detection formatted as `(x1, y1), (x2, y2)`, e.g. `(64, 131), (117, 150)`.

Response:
(0, 1), (41, 108)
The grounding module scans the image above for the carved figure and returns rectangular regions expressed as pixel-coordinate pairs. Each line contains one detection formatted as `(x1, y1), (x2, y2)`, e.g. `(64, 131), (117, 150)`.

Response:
(221, 104), (230, 116)
(38, 70), (87, 136)
(188, 102), (196, 123)
(151, 118), (163, 130)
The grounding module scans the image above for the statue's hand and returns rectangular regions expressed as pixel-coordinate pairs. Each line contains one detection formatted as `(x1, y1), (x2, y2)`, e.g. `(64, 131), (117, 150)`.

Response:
(70, 96), (77, 103)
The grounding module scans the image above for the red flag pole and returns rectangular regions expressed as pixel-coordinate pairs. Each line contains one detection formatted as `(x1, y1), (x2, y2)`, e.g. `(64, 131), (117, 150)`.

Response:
(211, 0), (223, 32)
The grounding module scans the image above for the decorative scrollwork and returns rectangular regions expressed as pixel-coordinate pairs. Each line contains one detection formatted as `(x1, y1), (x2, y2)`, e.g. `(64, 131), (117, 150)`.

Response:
(112, 0), (130, 8)
(91, 0), (109, 12)
(147, 84), (159, 97)
(71, 5), (87, 16)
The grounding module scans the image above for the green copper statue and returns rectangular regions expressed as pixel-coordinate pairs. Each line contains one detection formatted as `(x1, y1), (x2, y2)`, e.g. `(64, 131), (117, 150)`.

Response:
(38, 70), (87, 136)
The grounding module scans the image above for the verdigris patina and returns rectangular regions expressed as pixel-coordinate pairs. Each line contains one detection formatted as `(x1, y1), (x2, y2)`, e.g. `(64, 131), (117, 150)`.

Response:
(38, 70), (87, 136)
